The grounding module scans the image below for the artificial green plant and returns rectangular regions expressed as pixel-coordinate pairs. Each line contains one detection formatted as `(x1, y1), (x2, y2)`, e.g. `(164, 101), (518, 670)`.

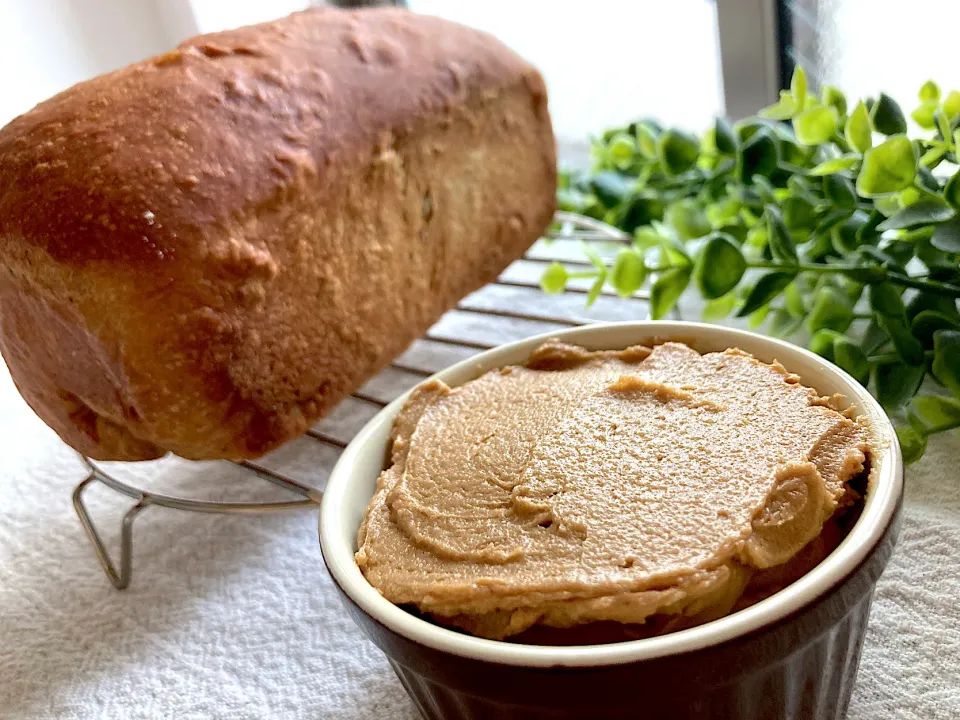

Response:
(543, 67), (960, 463)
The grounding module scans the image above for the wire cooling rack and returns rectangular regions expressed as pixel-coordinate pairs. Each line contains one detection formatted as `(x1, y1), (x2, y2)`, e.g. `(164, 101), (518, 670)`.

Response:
(73, 211), (647, 589)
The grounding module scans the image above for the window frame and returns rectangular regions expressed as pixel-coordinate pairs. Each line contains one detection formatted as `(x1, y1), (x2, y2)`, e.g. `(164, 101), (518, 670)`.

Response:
(715, 0), (782, 120)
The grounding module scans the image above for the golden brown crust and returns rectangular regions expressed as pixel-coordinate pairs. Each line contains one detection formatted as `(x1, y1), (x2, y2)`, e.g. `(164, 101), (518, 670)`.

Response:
(0, 8), (556, 460)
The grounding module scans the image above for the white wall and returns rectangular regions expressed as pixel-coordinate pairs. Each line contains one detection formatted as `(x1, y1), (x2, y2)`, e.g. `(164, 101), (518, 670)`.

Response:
(185, 0), (310, 35)
(818, 0), (960, 111)
(0, 0), (174, 125)
(0, 0), (322, 126)
(0, 0), (725, 153)
(410, 0), (725, 149)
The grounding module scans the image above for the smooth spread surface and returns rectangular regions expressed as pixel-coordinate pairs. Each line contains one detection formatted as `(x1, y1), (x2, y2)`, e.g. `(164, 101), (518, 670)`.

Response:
(357, 342), (872, 639)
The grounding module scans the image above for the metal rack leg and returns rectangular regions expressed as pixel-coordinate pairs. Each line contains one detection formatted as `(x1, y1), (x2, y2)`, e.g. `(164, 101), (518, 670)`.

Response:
(72, 473), (152, 590)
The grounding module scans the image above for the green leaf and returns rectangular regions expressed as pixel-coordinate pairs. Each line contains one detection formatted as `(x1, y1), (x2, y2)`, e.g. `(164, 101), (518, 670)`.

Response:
(876, 362), (926, 410)
(694, 233), (747, 299)
(896, 425), (927, 465)
(919, 143), (948, 167)
(788, 174), (818, 203)
(541, 262), (568, 294)
(911, 101), (938, 130)
(791, 65), (808, 108)
(820, 85), (848, 116)
(764, 206), (798, 263)
(943, 90), (960, 120)
(878, 315), (926, 366)
(616, 193), (665, 233)
(809, 154), (859, 176)
(737, 271), (797, 317)
(876, 200), (956, 230)
(585, 271), (606, 308)
(843, 277), (866, 305)
(759, 92), (800, 121)
(856, 210), (885, 246)
(912, 310), (960, 347)
(897, 187), (922, 209)
(845, 101), (873, 153)
(751, 175), (777, 203)
(931, 216), (960, 253)
(609, 248), (647, 298)
(715, 117), (737, 155)
(823, 174), (858, 209)
(702, 293), (737, 321)
(781, 195), (816, 231)
(912, 395), (960, 429)
(607, 133), (638, 169)
(557, 188), (590, 213)
(655, 231), (692, 268)
(633, 226), (663, 250)
(737, 127), (779, 183)
(863, 319), (888, 354)
(831, 210), (870, 254)
(590, 171), (632, 208)
(793, 105), (839, 146)
(907, 289), (960, 323)
(650, 267), (692, 320)
(856, 135), (917, 197)
(932, 329), (960, 396)
(873, 195), (902, 218)
(815, 209), (854, 235)
(833, 336), (870, 384)
(768, 308), (801, 338)
(744, 225), (768, 254)
(657, 129), (700, 175)
(919, 80), (941, 103)
(870, 93), (908, 135)
(810, 329), (845, 360)
(808, 286), (854, 334)
(784, 282), (806, 316)
(581, 243), (609, 272)
(748, 304), (772, 330)
(838, 264), (887, 284)
(944, 172), (960, 210)
(935, 109), (953, 144)
(868, 282), (906, 318)
(636, 122), (659, 159)
(665, 199), (711, 240)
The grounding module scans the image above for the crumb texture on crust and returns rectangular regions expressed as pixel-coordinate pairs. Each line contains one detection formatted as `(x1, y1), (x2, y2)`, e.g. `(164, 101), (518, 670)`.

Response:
(0, 7), (557, 460)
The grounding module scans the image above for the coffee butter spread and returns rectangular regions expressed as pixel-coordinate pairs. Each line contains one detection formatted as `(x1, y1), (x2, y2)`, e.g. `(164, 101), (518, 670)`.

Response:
(356, 341), (873, 640)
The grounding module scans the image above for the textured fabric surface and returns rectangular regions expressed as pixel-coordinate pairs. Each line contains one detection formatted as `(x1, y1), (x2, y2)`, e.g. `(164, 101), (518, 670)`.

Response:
(0, 356), (956, 719)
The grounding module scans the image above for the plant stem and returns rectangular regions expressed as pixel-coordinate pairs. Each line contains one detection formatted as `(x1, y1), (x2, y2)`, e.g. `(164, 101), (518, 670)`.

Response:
(897, 226), (935, 243)
(911, 179), (942, 201)
(747, 260), (862, 274)
(745, 260), (960, 298)
(888, 272), (960, 298)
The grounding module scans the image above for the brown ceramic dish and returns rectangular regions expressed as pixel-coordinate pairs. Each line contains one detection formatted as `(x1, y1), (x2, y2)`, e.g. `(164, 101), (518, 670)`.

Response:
(320, 321), (903, 720)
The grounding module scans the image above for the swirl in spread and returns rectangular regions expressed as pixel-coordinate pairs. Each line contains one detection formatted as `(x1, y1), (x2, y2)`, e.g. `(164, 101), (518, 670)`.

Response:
(356, 341), (873, 640)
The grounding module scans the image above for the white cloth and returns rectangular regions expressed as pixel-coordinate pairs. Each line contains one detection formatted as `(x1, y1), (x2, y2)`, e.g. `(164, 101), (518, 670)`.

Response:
(0, 360), (957, 720)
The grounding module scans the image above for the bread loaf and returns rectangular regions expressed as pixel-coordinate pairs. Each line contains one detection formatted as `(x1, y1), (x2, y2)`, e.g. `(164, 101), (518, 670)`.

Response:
(0, 8), (556, 461)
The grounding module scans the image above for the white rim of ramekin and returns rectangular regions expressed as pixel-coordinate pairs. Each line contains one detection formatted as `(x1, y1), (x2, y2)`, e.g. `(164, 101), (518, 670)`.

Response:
(320, 321), (903, 668)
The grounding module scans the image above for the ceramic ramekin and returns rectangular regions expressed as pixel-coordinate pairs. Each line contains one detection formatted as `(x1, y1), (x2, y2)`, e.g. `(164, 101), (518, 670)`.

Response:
(320, 321), (903, 720)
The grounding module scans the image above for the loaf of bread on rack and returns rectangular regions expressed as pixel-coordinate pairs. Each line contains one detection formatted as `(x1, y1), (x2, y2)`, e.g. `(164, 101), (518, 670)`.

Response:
(0, 8), (556, 461)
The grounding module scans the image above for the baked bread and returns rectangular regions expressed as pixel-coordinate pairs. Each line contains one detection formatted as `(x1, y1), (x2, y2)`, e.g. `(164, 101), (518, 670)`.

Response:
(0, 8), (556, 461)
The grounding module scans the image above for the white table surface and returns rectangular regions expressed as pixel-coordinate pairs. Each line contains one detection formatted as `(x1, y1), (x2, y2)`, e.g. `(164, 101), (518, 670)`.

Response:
(1, 264), (958, 719)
